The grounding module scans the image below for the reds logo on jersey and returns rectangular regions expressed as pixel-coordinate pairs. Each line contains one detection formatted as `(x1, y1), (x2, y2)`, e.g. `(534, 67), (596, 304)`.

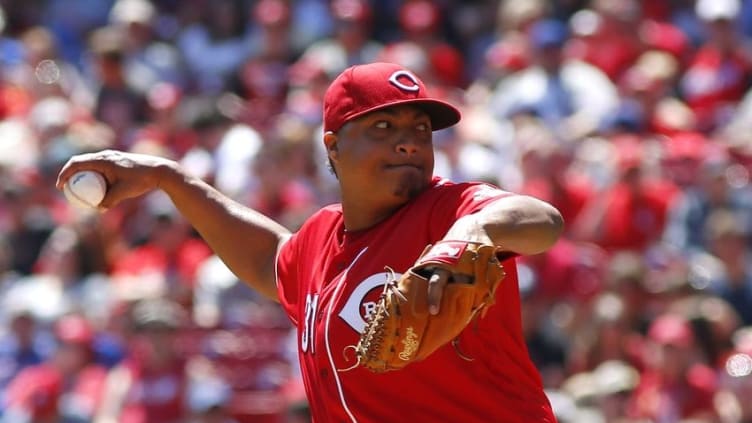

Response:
(338, 271), (401, 333)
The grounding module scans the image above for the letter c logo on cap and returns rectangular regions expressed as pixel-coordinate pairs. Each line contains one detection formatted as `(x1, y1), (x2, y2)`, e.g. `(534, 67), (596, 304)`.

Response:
(388, 70), (420, 92)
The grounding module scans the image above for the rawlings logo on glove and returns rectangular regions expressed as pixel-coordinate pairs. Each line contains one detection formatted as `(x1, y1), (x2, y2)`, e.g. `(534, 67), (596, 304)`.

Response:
(341, 240), (506, 373)
(399, 327), (419, 360)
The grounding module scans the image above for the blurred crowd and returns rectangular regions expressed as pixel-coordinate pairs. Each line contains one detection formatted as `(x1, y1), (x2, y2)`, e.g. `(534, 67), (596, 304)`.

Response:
(2, 0), (752, 422)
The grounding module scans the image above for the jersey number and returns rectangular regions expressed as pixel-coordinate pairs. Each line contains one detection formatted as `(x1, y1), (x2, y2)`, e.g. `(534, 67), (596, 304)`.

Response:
(301, 293), (319, 354)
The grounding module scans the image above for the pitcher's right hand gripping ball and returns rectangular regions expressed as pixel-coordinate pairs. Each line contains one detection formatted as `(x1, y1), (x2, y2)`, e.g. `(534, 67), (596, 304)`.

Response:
(348, 241), (506, 373)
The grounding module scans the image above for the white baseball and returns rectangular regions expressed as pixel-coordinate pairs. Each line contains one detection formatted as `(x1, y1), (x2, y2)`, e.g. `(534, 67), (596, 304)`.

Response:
(63, 171), (107, 209)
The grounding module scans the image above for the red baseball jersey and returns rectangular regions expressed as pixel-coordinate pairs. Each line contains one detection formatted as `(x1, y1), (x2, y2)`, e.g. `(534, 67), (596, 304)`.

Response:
(276, 177), (556, 422)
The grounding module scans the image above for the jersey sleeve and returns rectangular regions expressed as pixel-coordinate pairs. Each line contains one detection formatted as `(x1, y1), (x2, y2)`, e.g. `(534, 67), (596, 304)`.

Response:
(276, 233), (301, 326)
(452, 181), (515, 219)
(426, 181), (518, 253)
(274, 205), (342, 326)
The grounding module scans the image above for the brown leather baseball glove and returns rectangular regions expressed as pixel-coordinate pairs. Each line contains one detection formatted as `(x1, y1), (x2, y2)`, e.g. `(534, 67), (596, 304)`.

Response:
(345, 240), (506, 373)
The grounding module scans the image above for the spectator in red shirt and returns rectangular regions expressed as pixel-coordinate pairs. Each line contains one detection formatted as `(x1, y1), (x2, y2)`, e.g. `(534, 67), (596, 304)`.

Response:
(3, 314), (107, 423)
(95, 298), (190, 423)
(573, 136), (678, 252)
(519, 141), (594, 229)
(110, 192), (212, 306)
(628, 312), (719, 421)
(566, 0), (644, 82)
(680, 0), (752, 131)
(381, 0), (465, 88)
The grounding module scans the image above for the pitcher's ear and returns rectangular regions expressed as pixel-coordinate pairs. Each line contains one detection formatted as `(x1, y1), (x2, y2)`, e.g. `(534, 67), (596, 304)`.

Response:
(324, 131), (338, 156)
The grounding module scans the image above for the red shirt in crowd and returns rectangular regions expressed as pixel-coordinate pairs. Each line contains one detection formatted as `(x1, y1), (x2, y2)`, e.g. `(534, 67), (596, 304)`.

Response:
(629, 364), (718, 421)
(5, 363), (107, 421)
(681, 45), (752, 129)
(588, 179), (678, 251)
(118, 347), (187, 423)
(521, 175), (594, 230)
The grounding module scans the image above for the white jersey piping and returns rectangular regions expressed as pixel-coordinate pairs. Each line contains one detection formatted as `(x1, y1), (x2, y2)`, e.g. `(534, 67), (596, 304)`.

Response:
(324, 246), (368, 422)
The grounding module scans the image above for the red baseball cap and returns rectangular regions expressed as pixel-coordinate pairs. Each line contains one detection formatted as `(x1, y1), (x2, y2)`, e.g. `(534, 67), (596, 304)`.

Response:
(323, 62), (461, 133)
